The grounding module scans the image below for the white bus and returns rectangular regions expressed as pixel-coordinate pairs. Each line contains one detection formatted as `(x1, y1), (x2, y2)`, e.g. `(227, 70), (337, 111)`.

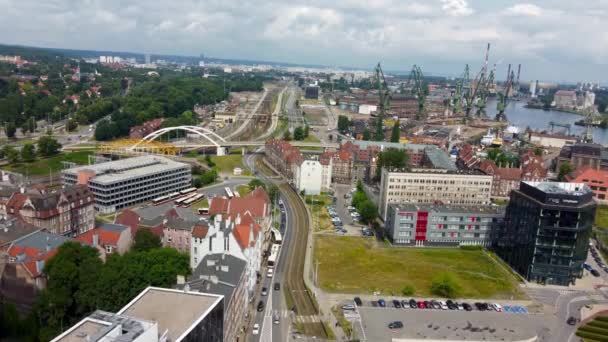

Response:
(152, 195), (170, 205)
(175, 193), (197, 205)
(225, 187), (234, 199)
(198, 207), (210, 215)
(180, 187), (197, 195)
(182, 194), (205, 207)
(271, 228), (283, 245)
(267, 244), (281, 267)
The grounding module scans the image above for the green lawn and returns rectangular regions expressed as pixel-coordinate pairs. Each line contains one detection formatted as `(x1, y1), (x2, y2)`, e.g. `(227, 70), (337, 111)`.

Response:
(576, 315), (608, 341)
(3, 150), (95, 176)
(236, 184), (252, 197)
(303, 135), (321, 143)
(201, 155), (251, 176)
(595, 205), (608, 229)
(314, 236), (525, 299)
(191, 198), (210, 213)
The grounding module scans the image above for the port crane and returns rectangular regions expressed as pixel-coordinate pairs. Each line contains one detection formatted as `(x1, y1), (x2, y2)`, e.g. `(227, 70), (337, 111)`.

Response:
(373, 62), (391, 141)
(450, 65), (469, 115)
(495, 66), (516, 121)
(548, 121), (571, 135)
(464, 43), (491, 118)
(408, 64), (426, 120)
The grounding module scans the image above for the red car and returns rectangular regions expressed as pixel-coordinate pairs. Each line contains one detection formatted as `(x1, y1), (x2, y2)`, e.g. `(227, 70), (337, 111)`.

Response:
(417, 301), (426, 309)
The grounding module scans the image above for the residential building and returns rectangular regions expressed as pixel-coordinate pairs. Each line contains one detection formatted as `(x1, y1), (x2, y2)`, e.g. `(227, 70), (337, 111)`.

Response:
(208, 187), (271, 227)
(494, 182), (596, 286)
(557, 143), (608, 171)
(294, 157), (332, 195)
(566, 167), (608, 203)
(0, 218), (38, 252)
(17, 185), (95, 236)
(75, 223), (132, 261)
(183, 253), (247, 342)
(52, 287), (224, 342)
(265, 139), (303, 179)
(379, 169), (493, 220)
(385, 204), (504, 247)
(323, 149), (353, 184)
(129, 118), (164, 139)
(62, 156), (192, 213)
(554, 90), (577, 109)
(162, 216), (195, 254)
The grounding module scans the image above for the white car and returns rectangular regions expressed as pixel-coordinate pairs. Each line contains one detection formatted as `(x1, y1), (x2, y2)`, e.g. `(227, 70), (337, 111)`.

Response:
(492, 303), (503, 312)
(267, 268), (274, 278)
(439, 301), (448, 310)
(252, 323), (260, 335)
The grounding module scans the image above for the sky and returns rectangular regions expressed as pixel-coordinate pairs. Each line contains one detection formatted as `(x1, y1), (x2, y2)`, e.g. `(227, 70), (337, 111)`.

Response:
(0, 0), (606, 82)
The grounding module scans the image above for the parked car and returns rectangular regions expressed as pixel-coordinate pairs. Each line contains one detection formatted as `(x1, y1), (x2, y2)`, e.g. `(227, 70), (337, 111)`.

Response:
(354, 297), (362, 306)
(431, 300), (441, 310)
(493, 303), (503, 312)
(439, 301), (448, 310)
(378, 299), (386, 307)
(342, 304), (356, 311)
(475, 302), (486, 311)
(401, 300), (409, 308)
(591, 269), (601, 277)
(261, 287), (268, 296)
(417, 301), (425, 309)
(257, 301), (265, 312)
(446, 300), (457, 310)
(388, 321), (404, 329)
(457, 303), (464, 311)
(267, 269), (274, 278)
(409, 299), (418, 308)
(584, 263), (593, 271)
(567, 316), (578, 325)
(393, 300), (401, 308)
(424, 300), (431, 309)
(252, 323), (260, 335)
(462, 303), (473, 311)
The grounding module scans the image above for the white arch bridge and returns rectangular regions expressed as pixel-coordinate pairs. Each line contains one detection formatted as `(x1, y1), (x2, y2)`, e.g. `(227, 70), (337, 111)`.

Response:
(127, 125), (337, 155)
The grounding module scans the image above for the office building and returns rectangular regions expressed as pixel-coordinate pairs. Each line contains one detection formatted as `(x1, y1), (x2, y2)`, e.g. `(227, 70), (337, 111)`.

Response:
(385, 204), (504, 247)
(379, 169), (493, 220)
(62, 156), (191, 213)
(494, 182), (596, 286)
(52, 287), (224, 342)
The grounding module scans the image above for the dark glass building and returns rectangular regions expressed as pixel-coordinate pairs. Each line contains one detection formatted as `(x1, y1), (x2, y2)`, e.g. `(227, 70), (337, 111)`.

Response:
(494, 182), (596, 286)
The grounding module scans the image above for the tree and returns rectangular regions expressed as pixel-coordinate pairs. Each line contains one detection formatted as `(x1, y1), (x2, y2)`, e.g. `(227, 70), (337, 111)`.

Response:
(375, 148), (410, 180)
(267, 183), (279, 203)
(3, 145), (19, 163)
(362, 128), (371, 141)
(374, 117), (385, 141)
(534, 147), (543, 156)
(294, 126), (305, 141)
(283, 130), (292, 141)
(38, 136), (62, 156)
(390, 120), (400, 143)
(248, 179), (265, 190)
(358, 200), (377, 224)
(351, 191), (367, 209)
(430, 273), (461, 298)
(66, 119), (78, 132)
(5, 122), (16, 138)
(199, 169), (218, 186)
(133, 229), (162, 252)
(337, 115), (350, 134)
(20, 143), (36, 162)
(558, 161), (574, 181)
(205, 155), (216, 168)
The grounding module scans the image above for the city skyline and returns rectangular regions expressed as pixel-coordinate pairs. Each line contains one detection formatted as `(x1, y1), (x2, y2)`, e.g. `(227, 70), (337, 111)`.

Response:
(0, 0), (606, 82)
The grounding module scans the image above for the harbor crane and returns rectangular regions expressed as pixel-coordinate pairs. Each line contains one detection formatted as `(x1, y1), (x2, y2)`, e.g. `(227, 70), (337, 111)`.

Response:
(581, 110), (595, 143)
(450, 64), (469, 115)
(374, 62), (391, 118)
(464, 43), (491, 118)
(548, 121), (571, 135)
(496, 66), (516, 121)
(408, 64), (426, 120)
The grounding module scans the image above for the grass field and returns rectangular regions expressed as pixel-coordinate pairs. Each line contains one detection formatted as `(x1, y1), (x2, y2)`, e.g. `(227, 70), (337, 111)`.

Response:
(236, 184), (252, 197)
(305, 195), (333, 231)
(3, 150), (94, 176)
(202, 155), (251, 176)
(191, 199), (209, 213)
(314, 236), (525, 299)
(595, 205), (608, 229)
(576, 315), (608, 341)
(303, 135), (321, 143)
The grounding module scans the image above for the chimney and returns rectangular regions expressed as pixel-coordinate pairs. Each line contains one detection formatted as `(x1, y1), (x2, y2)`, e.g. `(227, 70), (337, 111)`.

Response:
(92, 233), (99, 247)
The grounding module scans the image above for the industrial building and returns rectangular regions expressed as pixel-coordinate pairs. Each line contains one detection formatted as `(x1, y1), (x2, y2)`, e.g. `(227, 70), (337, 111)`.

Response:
(62, 156), (191, 213)
(385, 203), (504, 247)
(494, 182), (596, 286)
(379, 169), (493, 220)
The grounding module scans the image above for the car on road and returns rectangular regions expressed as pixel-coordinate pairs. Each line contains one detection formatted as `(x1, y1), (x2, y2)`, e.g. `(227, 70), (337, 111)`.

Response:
(342, 304), (356, 311)
(457, 303), (464, 311)
(591, 269), (601, 277)
(378, 299), (386, 307)
(267, 268), (274, 278)
(393, 300), (401, 308)
(388, 321), (404, 329)
(431, 301), (441, 310)
(257, 301), (265, 312)
(252, 323), (260, 335)
(261, 287), (268, 296)
(567, 317), (578, 325)
(274, 282), (280, 291)
(462, 303), (473, 311)
(354, 297), (362, 306)
(273, 312), (280, 325)
(446, 300), (457, 310)
(475, 302), (486, 311)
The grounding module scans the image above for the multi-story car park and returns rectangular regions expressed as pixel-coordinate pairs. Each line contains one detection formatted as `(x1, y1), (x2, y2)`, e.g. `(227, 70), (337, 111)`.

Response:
(379, 168), (493, 220)
(494, 181), (596, 286)
(62, 156), (191, 213)
(385, 203), (505, 247)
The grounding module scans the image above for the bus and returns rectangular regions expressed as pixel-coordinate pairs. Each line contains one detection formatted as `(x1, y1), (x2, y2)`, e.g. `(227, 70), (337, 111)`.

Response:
(175, 193), (197, 205)
(225, 187), (234, 199)
(198, 207), (210, 215)
(180, 187), (197, 195)
(267, 244), (281, 267)
(271, 228), (283, 245)
(152, 195), (170, 205)
(182, 193), (205, 207)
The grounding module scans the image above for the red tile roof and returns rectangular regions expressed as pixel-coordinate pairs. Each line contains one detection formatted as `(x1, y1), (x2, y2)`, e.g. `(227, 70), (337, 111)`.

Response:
(478, 160), (498, 175)
(232, 223), (261, 250)
(209, 187), (269, 219)
(192, 225), (209, 239)
(494, 168), (522, 181)
(6, 193), (27, 216)
(566, 166), (608, 184)
(23, 249), (58, 277)
(209, 197), (229, 216)
(115, 209), (140, 236)
(75, 227), (122, 247)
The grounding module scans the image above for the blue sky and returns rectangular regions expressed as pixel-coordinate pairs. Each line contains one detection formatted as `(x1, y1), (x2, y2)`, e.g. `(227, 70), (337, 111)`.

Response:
(0, 0), (606, 82)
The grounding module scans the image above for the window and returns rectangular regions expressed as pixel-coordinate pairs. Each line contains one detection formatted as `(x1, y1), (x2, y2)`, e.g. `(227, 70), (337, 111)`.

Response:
(167, 236), (173, 242)
(106, 245), (112, 254)
(194, 247), (198, 253)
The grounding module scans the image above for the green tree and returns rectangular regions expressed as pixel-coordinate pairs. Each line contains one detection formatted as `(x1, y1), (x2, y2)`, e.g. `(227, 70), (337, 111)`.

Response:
(294, 126), (305, 141)
(5, 121), (16, 138)
(248, 179), (266, 190)
(3, 145), (19, 163)
(351, 191), (367, 209)
(534, 147), (543, 156)
(267, 183), (279, 203)
(132, 228), (162, 252)
(337, 115), (350, 134)
(358, 200), (377, 224)
(362, 128), (371, 141)
(430, 273), (461, 298)
(558, 161), (574, 181)
(38, 136), (62, 156)
(374, 117), (385, 141)
(20, 143), (36, 162)
(199, 169), (218, 186)
(283, 130), (292, 141)
(66, 119), (78, 132)
(390, 120), (400, 143)
(375, 148), (410, 180)
(205, 155), (216, 168)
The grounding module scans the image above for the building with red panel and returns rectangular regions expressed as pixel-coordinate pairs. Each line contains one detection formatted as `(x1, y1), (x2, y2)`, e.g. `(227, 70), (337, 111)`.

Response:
(384, 203), (504, 247)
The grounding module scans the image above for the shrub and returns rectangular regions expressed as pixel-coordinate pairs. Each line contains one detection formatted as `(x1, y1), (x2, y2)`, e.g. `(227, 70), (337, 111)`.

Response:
(430, 273), (461, 298)
(459, 245), (483, 251)
(401, 284), (415, 296)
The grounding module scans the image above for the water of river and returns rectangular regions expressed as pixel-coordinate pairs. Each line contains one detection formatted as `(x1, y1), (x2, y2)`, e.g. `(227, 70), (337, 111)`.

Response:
(485, 99), (608, 145)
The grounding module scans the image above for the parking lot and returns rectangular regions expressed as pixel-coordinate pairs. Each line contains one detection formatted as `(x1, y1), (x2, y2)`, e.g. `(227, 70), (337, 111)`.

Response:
(330, 184), (373, 237)
(350, 297), (529, 314)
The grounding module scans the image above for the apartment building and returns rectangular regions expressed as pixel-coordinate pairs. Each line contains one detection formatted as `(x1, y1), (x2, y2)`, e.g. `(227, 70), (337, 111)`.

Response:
(294, 157), (332, 195)
(385, 203), (504, 247)
(379, 169), (493, 220)
(62, 156), (191, 213)
(264, 139), (303, 179)
(566, 166), (608, 203)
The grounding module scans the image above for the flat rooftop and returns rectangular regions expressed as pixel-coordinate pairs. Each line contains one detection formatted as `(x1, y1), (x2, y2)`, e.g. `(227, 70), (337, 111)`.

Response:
(51, 310), (156, 342)
(54, 320), (110, 342)
(525, 181), (591, 196)
(63, 156), (189, 185)
(390, 203), (505, 215)
(117, 287), (223, 342)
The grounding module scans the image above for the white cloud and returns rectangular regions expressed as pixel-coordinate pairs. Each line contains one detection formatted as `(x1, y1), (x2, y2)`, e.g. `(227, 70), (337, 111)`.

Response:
(504, 3), (543, 17)
(440, 0), (474, 16)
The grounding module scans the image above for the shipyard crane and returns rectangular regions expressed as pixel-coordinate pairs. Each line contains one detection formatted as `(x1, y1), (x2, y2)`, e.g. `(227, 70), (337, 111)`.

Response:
(409, 64), (426, 120)
(548, 121), (571, 135)
(450, 64), (470, 115)
(581, 110), (595, 143)
(464, 43), (491, 118)
(374, 62), (391, 118)
(496, 68), (516, 121)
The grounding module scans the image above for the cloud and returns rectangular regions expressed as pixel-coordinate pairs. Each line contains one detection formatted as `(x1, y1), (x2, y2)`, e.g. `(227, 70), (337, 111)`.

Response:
(440, 0), (474, 16)
(504, 3), (543, 17)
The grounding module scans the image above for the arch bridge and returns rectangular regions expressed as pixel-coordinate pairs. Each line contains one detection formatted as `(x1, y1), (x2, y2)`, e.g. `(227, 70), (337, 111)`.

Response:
(131, 125), (229, 155)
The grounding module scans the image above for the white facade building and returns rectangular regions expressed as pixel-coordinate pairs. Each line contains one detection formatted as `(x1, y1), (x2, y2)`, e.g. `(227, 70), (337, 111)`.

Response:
(358, 104), (377, 115)
(294, 158), (332, 195)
